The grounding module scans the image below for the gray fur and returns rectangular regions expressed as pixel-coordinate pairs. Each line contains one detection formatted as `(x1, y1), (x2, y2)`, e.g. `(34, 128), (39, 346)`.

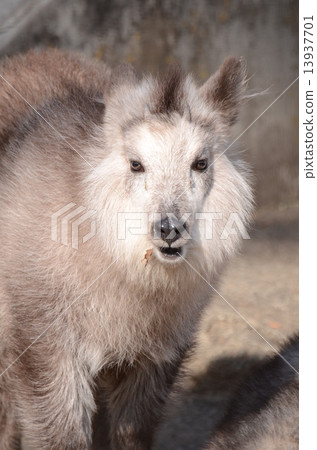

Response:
(0, 49), (252, 449)
(207, 336), (299, 450)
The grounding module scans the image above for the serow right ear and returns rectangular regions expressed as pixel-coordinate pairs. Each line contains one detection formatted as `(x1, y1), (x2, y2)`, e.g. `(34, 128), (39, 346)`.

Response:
(200, 57), (247, 126)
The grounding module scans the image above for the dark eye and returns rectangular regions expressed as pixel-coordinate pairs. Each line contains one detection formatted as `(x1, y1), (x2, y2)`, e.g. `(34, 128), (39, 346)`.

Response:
(130, 161), (144, 172)
(193, 159), (208, 171)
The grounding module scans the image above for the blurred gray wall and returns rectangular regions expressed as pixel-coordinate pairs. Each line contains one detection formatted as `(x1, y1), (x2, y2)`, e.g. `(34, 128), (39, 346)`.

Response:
(0, 0), (298, 210)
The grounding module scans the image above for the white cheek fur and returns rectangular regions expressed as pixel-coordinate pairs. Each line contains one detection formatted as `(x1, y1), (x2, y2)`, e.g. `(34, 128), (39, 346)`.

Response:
(85, 132), (252, 287)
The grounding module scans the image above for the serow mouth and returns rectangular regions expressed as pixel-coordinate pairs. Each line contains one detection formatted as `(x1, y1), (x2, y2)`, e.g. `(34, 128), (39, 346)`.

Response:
(159, 247), (182, 258)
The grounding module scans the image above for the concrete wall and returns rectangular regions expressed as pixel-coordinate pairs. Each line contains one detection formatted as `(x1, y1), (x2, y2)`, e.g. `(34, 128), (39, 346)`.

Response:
(0, 0), (298, 209)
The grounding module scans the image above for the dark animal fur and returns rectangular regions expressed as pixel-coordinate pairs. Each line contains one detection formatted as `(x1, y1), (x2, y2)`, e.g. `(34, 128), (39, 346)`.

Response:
(207, 336), (299, 450)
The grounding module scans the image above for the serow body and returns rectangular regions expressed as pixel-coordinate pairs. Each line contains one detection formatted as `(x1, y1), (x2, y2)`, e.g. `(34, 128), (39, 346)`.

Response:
(0, 49), (252, 449)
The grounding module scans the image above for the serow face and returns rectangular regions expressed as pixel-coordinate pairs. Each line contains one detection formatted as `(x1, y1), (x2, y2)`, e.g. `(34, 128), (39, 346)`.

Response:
(123, 117), (214, 264)
(99, 56), (252, 268)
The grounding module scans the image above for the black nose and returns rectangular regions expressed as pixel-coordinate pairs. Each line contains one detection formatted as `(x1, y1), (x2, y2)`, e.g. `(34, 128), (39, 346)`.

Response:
(154, 217), (186, 244)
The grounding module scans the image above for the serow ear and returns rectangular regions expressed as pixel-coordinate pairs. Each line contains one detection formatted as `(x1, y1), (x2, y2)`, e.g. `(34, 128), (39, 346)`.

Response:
(200, 57), (247, 125)
(110, 63), (139, 88)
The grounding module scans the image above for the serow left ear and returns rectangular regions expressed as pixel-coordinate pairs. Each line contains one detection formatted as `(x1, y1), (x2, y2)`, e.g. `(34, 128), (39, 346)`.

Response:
(200, 57), (247, 126)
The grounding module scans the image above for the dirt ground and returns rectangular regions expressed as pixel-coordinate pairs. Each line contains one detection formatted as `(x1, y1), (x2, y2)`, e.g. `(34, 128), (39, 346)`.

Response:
(154, 205), (299, 450)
